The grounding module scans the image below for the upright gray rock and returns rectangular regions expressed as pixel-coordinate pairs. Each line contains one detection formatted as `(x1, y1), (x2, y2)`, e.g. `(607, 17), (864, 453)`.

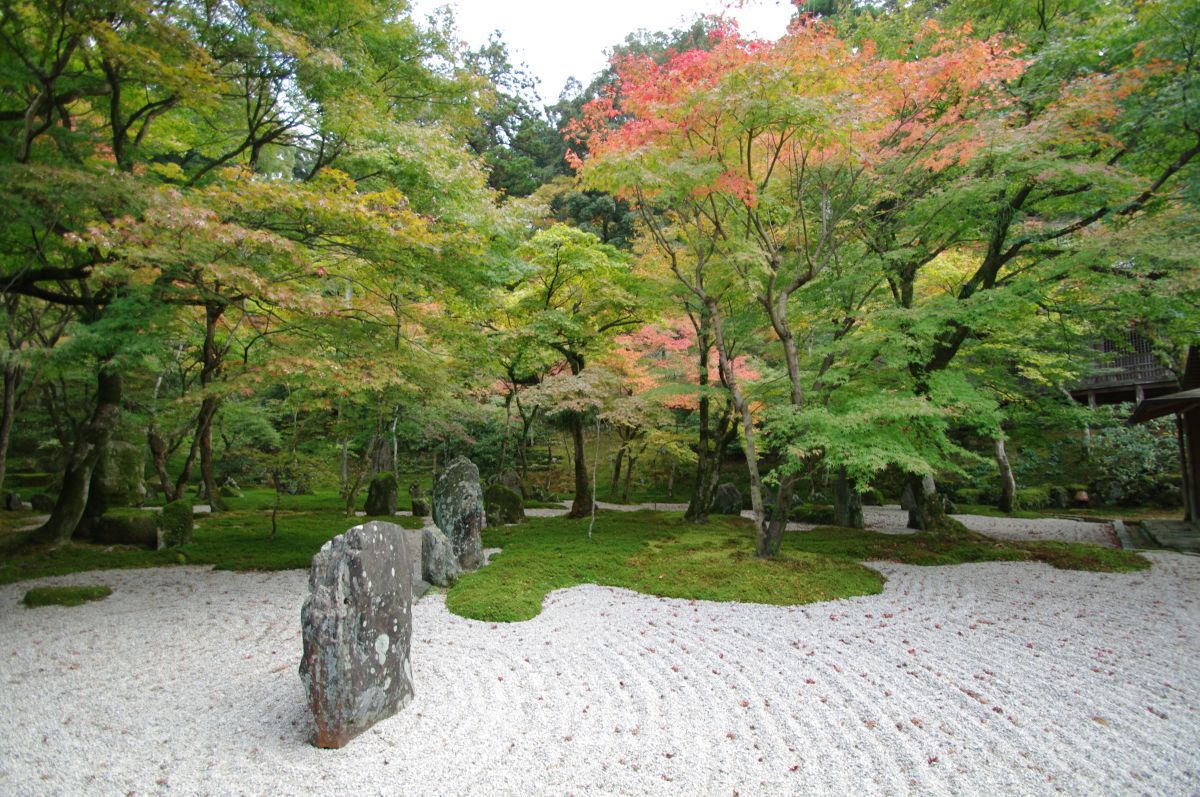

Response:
(712, 483), (742, 515)
(421, 525), (461, 587)
(4, 492), (21, 511)
(432, 456), (484, 570)
(299, 521), (413, 749)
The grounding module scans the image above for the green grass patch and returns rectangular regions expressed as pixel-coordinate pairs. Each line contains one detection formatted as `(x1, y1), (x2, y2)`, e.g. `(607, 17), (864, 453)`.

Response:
(0, 507), (425, 586)
(789, 526), (1151, 572)
(445, 511), (884, 622)
(22, 585), (112, 607)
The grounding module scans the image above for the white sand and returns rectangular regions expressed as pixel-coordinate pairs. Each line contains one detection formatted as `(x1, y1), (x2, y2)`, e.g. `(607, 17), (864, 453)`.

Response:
(2, 549), (1198, 796)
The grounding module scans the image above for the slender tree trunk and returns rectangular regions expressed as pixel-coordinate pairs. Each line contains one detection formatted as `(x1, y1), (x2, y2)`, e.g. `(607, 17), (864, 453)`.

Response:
(685, 311), (714, 522)
(667, 460), (677, 500)
(0, 364), (21, 493)
(609, 445), (625, 498)
(566, 413), (593, 518)
(497, 395), (512, 475)
(833, 468), (864, 529)
(197, 395), (224, 511)
(195, 303), (226, 512)
(705, 298), (768, 554)
(622, 455), (637, 503)
(148, 431), (172, 498)
(995, 434), (1017, 513)
(27, 365), (121, 546)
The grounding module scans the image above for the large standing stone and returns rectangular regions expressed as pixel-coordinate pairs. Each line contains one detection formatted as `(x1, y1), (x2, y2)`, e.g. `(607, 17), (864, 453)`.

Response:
(364, 472), (398, 516)
(712, 483), (742, 515)
(421, 525), (461, 587)
(96, 441), (146, 508)
(433, 456), (484, 570)
(299, 521), (413, 749)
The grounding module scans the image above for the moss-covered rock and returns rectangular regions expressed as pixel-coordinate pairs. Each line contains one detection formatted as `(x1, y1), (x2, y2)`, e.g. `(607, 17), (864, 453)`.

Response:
(364, 472), (398, 516)
(159, 500), (194, 548)
(411, 497), (430, 518)
(23, 585), (112, 608)
(30, 493), (55, 512)
(484, 483), (524, 525)
(219, 478), (242, 499)
(95, 441), (146, 508)
(95, 508), (159, 548)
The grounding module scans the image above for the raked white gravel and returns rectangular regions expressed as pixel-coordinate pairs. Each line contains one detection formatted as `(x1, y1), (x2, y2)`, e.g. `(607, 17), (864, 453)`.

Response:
(1, 550), (1198, 795)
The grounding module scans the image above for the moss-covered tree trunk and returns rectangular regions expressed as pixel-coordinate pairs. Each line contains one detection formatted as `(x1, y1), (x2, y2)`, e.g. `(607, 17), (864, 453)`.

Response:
(833, 468), (864, 529)
(566, 412), (593, 519)
(197, 302), (227, 512)
(685, 311), (715, 522)
(28, 366), (121, 546)
(995, 434), (1016, 514)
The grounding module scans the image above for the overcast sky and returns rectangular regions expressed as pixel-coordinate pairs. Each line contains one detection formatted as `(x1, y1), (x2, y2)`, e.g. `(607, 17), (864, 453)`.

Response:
(410, 0), (797, 103)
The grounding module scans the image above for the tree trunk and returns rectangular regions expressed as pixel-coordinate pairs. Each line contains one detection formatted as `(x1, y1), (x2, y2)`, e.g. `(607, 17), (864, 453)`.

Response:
(622, 455), (636, 503)
(758, 476), (796, 558)
(193, 302), (227, 511)
(27, 366), (121, 546)
(0, 363), (21, 493)
(833, 468), (864, 529)
(609, 444), (625, 498)
(198, 394), (225, 512)
(905, 473), (964, 535)
(685, 312), (714, 522)
(148, 430), (173, 498)
(705, 298), (769, 554)
(566, 413), (593, 518)
(995, 434), (1016, 514)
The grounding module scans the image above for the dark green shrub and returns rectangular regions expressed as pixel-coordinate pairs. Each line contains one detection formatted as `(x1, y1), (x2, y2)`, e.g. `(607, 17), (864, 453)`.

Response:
(159, 500), (194, 548)
(790, 503), (836, 524)
(1015, 486), (1051, 510)
(955, 487), (986, 505)
(1048, 486), (1070, 509)
(95, 509), (158, 548)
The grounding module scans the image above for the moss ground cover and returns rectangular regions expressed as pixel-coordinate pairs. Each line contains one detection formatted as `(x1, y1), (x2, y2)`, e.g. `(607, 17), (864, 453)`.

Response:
(446, 514), (1150, 622)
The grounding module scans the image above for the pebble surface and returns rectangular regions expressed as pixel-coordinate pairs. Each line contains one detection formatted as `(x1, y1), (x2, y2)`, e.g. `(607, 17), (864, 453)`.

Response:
(1, 547), (1197, 795)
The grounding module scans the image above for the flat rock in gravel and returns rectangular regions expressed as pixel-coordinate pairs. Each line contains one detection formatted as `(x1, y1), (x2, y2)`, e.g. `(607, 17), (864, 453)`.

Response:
(433, 455), (484, 570)
(299, 520), (413, 749)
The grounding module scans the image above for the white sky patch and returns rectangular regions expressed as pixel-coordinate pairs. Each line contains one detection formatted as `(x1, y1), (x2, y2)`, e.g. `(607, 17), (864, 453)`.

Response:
(410, 0), (797, 103)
